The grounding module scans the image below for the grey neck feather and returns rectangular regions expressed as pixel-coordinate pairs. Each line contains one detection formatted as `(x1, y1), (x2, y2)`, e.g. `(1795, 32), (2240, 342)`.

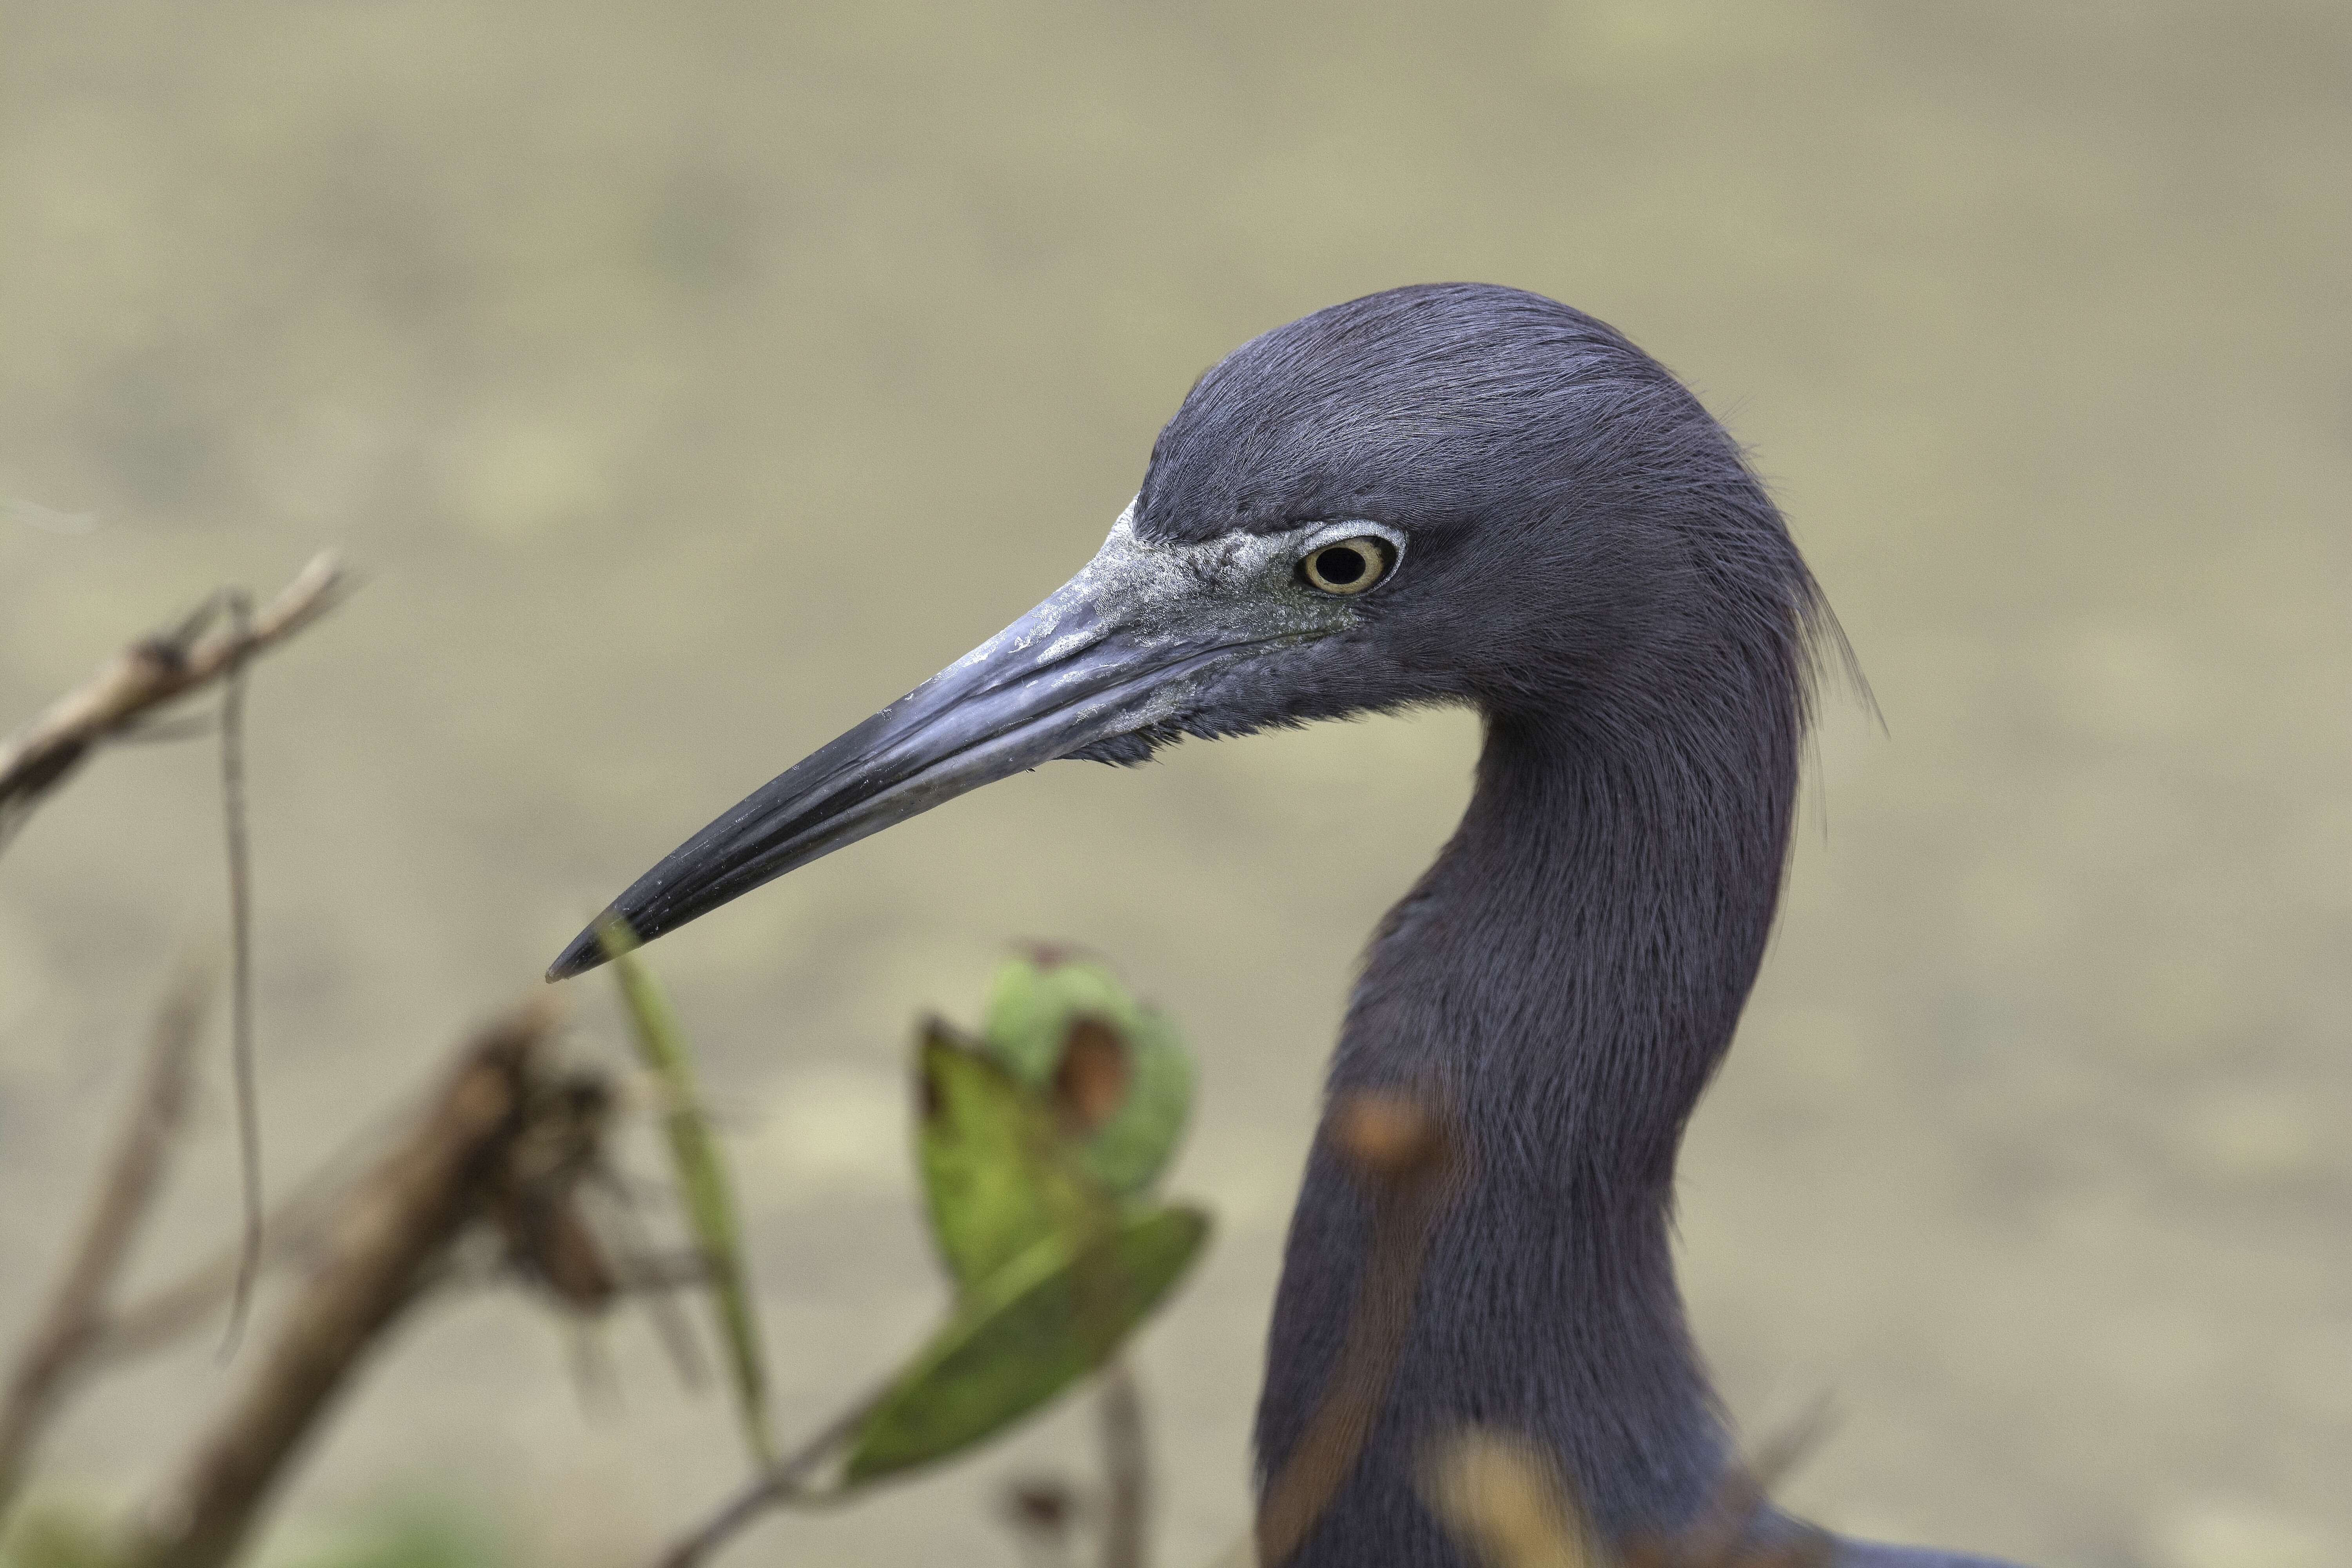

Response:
(1254, 651), (1804, 1566)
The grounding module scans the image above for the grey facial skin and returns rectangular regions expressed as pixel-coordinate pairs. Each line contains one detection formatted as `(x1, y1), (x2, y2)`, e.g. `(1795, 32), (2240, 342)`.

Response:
(545, 506), (1398, 980)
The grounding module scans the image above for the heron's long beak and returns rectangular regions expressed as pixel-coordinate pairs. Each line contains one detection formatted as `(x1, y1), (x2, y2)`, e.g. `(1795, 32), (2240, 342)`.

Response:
(546, 517), (1306, 981)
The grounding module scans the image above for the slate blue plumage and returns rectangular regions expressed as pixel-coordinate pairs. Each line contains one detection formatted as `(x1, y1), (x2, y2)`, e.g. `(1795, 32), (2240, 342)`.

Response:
(552, 283), (2025, 1568)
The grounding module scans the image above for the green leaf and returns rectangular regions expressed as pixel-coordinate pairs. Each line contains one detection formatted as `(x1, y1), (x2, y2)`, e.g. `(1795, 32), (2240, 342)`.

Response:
(1073, 1007), (1192, 1196)
(982, 951), (1140, 1083)
(979, 952), (1194, 1196)
(598, 918), (775, 1468)
(842, 1205), (1210, 1486)
(916, 1020), (1111, 1292)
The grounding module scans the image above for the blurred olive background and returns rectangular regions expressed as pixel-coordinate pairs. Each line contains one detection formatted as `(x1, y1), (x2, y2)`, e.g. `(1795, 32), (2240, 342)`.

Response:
(2, 2), (2346, 1565)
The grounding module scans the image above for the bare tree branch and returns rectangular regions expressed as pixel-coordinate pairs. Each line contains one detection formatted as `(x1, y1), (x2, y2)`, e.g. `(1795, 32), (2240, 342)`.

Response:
(85, 1085), (702, 1371)
(123, 996), (559, 1568)
(0, 965), (214, 1521)
(0, 552), (347, 851)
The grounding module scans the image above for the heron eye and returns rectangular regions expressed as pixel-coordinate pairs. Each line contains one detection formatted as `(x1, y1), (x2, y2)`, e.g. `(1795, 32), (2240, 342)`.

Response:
(1299, 536), (1394, 596)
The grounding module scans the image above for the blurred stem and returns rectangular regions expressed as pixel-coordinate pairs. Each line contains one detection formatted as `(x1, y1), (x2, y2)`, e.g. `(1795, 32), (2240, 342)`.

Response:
(599, 922), (775, 1468)
(651, 1379), (897, 1568)
(1098, 1359), (1150, 1568)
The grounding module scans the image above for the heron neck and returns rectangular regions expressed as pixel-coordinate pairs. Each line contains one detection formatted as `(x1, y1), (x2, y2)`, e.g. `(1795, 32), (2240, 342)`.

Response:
(1256, 694), (1801, 1561)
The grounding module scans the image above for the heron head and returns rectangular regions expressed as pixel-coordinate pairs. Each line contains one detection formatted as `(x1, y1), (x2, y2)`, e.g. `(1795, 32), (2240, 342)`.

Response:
(549, 283), (1793, 979)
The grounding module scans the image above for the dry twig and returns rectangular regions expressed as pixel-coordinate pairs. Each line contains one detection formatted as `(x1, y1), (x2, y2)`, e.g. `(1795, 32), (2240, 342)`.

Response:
(0, 966), (214, 1521)
(0, 552), (347, 852)
(0, 554), (347, 1372)
(88, 1185), (349, 1367)
(584, 1169), (713, 1392)
(217, 588), (263, 1354)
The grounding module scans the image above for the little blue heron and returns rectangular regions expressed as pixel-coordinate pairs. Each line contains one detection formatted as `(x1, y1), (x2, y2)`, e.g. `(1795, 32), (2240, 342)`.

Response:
(550, 284), (2023, 1568)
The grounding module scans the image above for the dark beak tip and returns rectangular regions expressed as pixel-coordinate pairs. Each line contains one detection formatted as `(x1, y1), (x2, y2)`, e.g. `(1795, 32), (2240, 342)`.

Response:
(545, 926), (611, 983)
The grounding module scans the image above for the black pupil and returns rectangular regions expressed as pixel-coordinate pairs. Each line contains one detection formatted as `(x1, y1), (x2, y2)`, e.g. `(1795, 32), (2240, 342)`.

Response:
(1317, 544), (1369, 585)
